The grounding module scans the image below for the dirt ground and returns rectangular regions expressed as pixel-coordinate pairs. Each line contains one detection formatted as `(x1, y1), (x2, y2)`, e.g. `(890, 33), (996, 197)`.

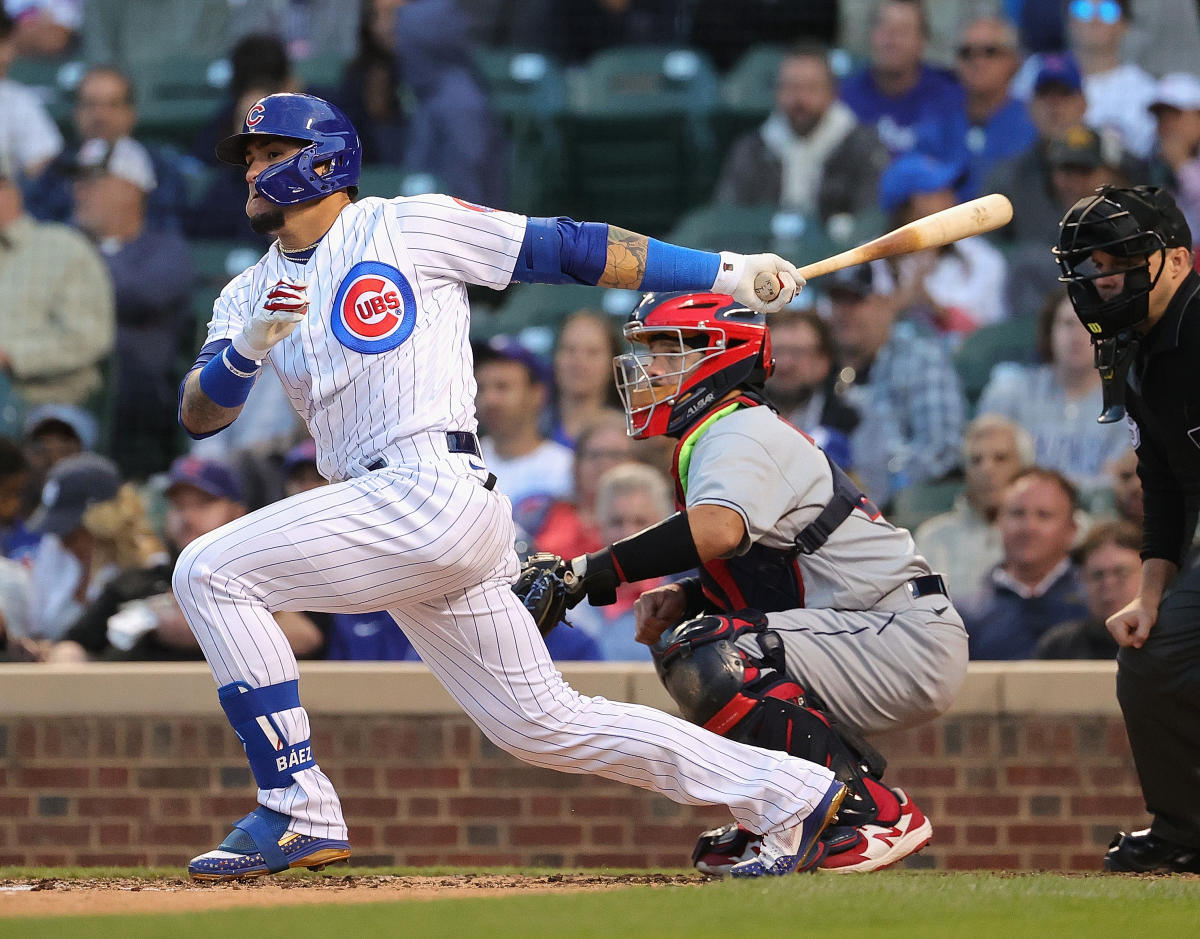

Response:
(0, 872), (707, 918)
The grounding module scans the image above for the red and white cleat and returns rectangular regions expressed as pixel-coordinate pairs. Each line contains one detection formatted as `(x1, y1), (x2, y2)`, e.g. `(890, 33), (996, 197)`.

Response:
(818, 788), (932, 873)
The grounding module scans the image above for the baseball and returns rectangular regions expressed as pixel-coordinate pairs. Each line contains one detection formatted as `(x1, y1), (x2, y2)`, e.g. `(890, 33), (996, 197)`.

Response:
(754, 271), (781, 303)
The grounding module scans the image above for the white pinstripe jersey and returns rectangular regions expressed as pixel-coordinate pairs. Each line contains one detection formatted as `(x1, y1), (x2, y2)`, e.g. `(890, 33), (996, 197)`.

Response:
(204, 195), (528, 481)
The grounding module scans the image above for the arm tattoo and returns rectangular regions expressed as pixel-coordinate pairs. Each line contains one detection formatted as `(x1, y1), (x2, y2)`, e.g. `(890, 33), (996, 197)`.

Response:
(599, 226), (648, 289)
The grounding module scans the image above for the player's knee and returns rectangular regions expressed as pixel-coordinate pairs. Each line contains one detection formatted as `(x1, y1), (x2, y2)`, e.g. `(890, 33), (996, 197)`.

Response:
(172, 536), (226, 616)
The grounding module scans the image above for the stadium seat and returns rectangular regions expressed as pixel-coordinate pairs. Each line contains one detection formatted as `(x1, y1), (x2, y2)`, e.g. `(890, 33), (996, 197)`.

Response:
(7, 58), (84, 129)
(556, 46), (720, 235)
(355, 167), (444, 200)
(568, 46), (718, 116)
(474, 49), (567, 121)
(0, 372), (26, 440)
(133, 56), (229, 149)
(666, 203), (778, 255)
(953, 316), (1040, 410)
(293, 53), (345, 93)
(886, 476), (964, 533)
(720, 44), (787, 117)
(473, 49), (568, 216)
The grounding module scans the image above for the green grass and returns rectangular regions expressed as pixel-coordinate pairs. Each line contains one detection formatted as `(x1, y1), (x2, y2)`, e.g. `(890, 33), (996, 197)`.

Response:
(5, 871), (1200, 938)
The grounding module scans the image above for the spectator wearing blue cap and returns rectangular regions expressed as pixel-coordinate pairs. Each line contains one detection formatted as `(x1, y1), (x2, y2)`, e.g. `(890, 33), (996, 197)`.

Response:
(878, 153), (1009, 338)
(473, 336), (573, 539)
(914, 13), (1037, 201)
(23, 453), (129, 646)
(46, 455), (329, 662)
(281, 438), (324, 497)
(19, 402), (98, 516)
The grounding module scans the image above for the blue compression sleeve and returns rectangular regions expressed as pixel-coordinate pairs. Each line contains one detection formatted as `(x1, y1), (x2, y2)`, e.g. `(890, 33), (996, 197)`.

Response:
(512, 216), (608, 285)
(512, 217), (721, 291)
(641, 238), (721, 292)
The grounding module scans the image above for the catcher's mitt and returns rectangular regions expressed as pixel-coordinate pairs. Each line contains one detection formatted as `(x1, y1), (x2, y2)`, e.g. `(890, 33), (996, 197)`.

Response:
(512, 552), (573, 637)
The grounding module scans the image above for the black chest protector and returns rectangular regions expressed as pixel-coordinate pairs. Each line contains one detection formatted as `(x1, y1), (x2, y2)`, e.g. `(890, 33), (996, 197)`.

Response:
(671, 396), (879, 614)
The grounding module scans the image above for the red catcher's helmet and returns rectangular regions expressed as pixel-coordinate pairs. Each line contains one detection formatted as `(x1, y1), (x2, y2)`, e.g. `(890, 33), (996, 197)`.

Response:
(614, 292), (774, 439)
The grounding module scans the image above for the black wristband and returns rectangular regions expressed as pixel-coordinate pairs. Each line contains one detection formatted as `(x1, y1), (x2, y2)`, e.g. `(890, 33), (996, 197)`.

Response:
(675, 575), (707, 618)
(578, 548), (619, 606)
(608, 511), (703, 583)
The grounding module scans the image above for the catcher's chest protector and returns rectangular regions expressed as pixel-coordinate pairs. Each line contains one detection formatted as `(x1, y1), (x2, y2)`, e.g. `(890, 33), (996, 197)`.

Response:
(670, 397), (876, 614)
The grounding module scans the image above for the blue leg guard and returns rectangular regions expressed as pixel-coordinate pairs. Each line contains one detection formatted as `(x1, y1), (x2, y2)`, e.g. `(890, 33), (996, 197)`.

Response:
(218, 680), (317, 790)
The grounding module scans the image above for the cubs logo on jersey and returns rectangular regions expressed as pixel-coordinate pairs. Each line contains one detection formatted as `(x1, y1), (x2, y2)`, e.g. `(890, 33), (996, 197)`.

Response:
(330, 261), (417, 354)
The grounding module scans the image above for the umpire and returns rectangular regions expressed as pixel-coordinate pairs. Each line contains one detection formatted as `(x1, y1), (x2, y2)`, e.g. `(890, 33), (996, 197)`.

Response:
(1055, 185), (1200, 873)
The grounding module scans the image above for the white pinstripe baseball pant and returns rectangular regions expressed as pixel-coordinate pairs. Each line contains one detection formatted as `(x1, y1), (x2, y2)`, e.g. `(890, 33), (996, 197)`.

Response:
(173, 434), (837, 843)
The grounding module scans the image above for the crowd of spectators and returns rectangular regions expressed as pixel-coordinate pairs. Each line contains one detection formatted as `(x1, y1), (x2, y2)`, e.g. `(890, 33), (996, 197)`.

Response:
(2, 0), (1195, 665)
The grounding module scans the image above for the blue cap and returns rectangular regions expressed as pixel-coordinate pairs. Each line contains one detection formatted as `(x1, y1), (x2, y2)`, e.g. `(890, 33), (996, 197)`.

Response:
(27, 453), (121, 536)
(879, 154), (961, 214)
(472, 335), (552, 385)
(166, 455), (244, 503)
(23, 403), (99, 451)
(1034, 53), (1083, 94)
(282, 438), (318, 475)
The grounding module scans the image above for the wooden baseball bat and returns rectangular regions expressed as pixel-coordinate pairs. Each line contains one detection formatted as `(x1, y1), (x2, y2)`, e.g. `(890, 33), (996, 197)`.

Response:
(753, 193), (1014, 302)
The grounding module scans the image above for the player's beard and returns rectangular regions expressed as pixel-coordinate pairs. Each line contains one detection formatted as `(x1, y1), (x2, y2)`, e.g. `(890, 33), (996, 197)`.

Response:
(249, 206), (286, 235)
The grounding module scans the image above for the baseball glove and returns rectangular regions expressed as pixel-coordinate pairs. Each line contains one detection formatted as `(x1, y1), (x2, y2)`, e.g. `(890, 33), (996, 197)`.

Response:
(512, 552), (572, 637)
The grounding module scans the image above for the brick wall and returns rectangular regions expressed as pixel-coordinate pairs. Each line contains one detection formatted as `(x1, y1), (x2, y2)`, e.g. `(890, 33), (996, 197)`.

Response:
(0, 663), (1145, 871)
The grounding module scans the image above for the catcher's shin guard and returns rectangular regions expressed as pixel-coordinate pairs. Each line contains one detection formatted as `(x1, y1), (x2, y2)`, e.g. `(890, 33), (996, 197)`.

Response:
(653, 612), (892, 828)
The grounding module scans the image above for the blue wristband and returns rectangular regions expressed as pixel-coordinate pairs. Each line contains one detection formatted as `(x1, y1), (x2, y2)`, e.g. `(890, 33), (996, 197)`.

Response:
(641, 239), (721, 292)
(198, 345), (260, 408)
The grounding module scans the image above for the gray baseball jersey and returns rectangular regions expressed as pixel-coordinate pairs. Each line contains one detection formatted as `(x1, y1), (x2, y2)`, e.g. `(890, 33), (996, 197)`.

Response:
(684, 406), (967, 735)
(685, 406), (930, 609)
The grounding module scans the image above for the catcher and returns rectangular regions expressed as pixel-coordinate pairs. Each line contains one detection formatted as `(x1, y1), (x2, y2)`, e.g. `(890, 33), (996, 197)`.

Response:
(516, 290), (968, 873)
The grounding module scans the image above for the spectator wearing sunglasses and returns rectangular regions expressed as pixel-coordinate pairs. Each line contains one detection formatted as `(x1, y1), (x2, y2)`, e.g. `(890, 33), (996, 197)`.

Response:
(915, 13), (1037, 200)
(1066, 0), (1158, 158)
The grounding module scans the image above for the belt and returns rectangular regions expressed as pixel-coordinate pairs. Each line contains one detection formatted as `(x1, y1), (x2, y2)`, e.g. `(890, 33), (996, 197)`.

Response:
(363, 431), (494, 490)
(906, 574), (948, 600)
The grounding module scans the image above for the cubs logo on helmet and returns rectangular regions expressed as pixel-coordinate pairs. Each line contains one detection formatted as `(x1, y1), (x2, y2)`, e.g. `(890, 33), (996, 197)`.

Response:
(330, 261), (416, 354)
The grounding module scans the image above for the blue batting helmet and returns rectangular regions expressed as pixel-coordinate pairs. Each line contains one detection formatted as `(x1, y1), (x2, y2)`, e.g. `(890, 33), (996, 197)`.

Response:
(215, 93), (362, 206)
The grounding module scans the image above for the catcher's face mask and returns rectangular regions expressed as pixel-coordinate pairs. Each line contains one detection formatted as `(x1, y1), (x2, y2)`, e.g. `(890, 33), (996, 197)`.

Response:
(614, 330), (719, 438)
(615, 292), (773, 439)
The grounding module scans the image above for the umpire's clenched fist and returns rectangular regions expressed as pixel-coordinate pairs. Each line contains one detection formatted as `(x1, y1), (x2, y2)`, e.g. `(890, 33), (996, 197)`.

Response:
(234, 278), (310, 361)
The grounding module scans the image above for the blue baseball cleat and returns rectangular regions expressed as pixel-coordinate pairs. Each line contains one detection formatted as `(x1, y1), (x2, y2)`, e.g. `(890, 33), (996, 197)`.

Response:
(188, 806), (351, 881)
(729, 781), (847, 878)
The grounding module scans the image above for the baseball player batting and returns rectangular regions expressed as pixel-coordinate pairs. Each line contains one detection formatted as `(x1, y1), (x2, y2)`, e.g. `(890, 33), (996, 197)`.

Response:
(177, 93), (843, 881)
(519, 291), (969, 872)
